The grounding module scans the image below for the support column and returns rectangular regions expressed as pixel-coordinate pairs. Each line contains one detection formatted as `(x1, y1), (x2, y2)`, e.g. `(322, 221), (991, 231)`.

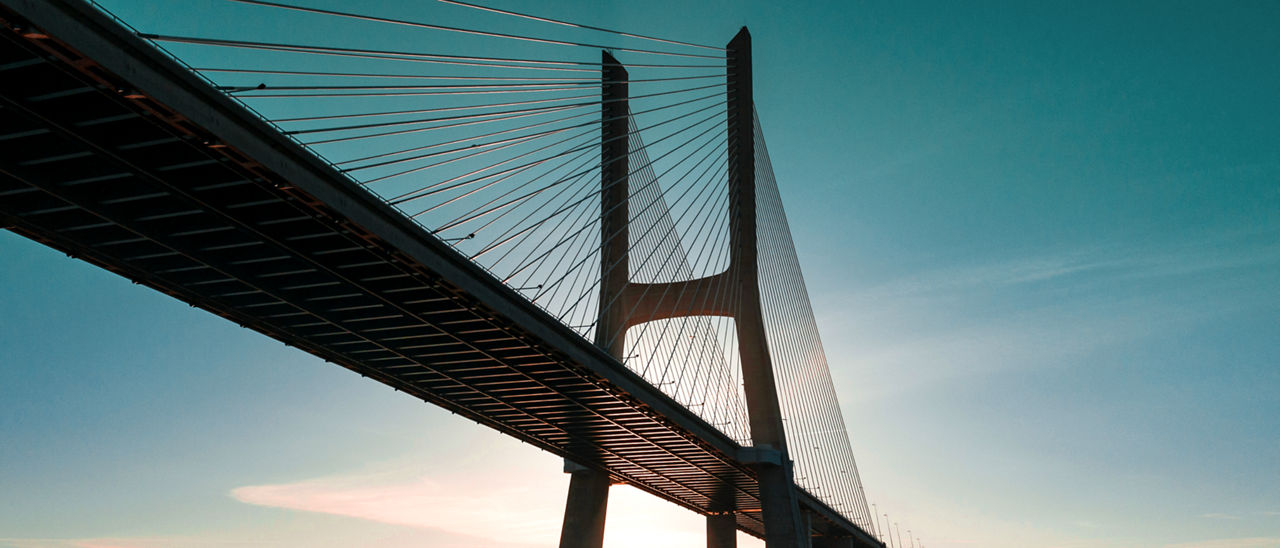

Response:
(812, 535), (856, 548)
(707, 474), (737, 547)
(708, 512), (738, 548)
(726, 27), (807, 548)
(560, 461), (611, 548)
(559, 49), (630, 548)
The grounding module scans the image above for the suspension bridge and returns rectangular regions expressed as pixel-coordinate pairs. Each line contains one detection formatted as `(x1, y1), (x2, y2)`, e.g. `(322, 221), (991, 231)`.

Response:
(0, 1), (912, 546)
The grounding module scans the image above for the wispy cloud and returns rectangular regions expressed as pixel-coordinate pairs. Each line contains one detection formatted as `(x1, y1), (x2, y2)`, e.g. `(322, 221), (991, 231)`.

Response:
(227, 462), (718, 548)
(0, 510), (541, 548)
(847, 225), (1280, 302)
(822, 226), (1280, 400)
(0, 538), (213, 548)
(1162, 538), (1280, 548)
(230, 466), (563, 545)
(1198, 513), (1244, 520)
(0, 531), (494, 548)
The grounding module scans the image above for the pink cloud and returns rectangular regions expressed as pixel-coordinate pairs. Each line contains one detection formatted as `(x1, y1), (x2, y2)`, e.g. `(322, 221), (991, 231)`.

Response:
(0, 538), (199, 548)
(230, 468), (564, 544)
(227, 463), (748, 548)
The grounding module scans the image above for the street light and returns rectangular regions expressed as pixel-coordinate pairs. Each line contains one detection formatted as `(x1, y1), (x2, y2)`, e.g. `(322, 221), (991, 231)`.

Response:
(871, 503), (881, 540)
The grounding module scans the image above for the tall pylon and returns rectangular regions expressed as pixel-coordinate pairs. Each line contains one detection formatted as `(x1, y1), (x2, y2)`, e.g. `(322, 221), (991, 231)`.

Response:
(557, 28), (807, 548)
(720, 27), (808, 548)
(557, 49), (630, 548)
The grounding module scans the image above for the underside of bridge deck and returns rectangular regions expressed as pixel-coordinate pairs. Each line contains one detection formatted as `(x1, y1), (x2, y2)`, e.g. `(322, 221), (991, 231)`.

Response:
(0, 1), (881, 545)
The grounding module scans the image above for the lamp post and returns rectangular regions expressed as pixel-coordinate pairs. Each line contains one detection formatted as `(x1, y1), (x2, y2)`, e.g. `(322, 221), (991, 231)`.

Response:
(871, 503), (880, 540)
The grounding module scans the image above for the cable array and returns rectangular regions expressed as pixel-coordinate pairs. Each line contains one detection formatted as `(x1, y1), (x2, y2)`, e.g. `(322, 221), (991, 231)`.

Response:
(119, 0), (891, 534)
(752, 110), (876, 532)
(129, 0), (749, 438)
(612, 114), (750, 443)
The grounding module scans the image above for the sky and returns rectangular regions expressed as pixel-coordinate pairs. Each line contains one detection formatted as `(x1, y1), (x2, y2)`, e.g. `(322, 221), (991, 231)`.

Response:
(2, 1), (1279, 547)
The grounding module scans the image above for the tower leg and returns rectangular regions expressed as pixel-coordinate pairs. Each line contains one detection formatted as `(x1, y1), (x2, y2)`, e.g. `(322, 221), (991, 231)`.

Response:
(753, 459), (806, 547)
(559, 461), (610, 548)
(708, 513), (738, 548)
(811, 536), (855, 548)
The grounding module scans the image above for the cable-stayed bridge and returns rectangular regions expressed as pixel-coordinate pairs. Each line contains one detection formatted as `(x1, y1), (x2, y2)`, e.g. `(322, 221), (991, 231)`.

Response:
(0, 1), (896, 546)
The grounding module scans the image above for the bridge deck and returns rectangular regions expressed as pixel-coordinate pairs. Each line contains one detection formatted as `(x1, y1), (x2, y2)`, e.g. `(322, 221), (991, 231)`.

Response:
(0, 0), (878, 544)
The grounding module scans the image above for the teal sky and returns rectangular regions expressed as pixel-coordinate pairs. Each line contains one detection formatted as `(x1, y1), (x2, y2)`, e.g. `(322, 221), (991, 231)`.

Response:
(2, 1), (1278, 547)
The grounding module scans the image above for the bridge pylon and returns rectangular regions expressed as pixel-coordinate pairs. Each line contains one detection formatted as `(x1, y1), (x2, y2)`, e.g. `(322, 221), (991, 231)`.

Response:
(557, 49), (630, 548)
(720, 26), (808, 548)
(557, 28), (808, 548)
